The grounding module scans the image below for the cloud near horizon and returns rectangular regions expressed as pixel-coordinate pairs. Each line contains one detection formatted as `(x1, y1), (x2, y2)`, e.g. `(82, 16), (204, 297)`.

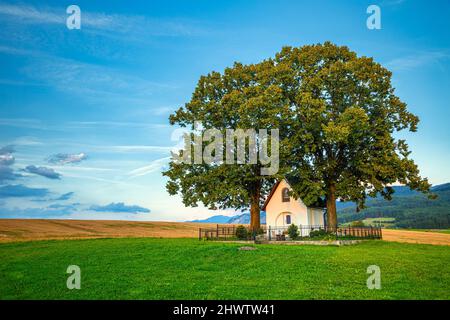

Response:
(0, 184), (50, 198)
(89, 202), (150, 214)
(0, 203), (79, 219)
(55, 192), (74, 201)
(0, 145), (20, 183)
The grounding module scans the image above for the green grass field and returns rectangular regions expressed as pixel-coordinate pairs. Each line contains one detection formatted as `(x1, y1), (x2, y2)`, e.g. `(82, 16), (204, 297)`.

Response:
(0, 238), (449, 300)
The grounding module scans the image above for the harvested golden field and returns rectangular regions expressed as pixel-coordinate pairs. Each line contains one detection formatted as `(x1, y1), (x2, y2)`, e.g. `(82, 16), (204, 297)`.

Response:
(0, 219), (218, 243)
(382, 229), (450, 246)
(1, 219), (450, 245)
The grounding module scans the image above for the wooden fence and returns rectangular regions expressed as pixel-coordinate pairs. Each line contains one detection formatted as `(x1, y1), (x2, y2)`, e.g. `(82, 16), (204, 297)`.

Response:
(336, 226), (382, 239)
(199, 225), (241, 240)
(199, 224), (382, 240)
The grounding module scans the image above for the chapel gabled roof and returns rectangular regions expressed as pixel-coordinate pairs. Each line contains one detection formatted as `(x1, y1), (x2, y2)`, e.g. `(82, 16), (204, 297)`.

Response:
(261, 179), (326, 210)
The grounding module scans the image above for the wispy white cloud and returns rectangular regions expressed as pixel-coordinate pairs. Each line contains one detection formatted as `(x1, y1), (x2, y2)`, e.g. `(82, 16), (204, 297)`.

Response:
(61, 172), (143, 189)
(0, 45), (35, 55)
(128, 157), (170, 178)
(48, 143), (172, 155)
(381, 0), (406, 6)
(0, 3), (63, 24)
(0, 118), (45, 130)
(17, 55), (176, 104)
(103, 145), (172, 153)
(0, 47), (177, 104)
(47, 152), (88, 165)
(152, 106), (175, 116)
(11, 136), (43, 146)
(0, 4), (185, 107)
(386, 51), (450, 71)
(66, 121), (170, 130)
(0, 6), (182, 101)
(0, 3), (208, 37)
(49, 165), (115, 173)
(0, 78), (49, 87)
(0, 118), (170, 134)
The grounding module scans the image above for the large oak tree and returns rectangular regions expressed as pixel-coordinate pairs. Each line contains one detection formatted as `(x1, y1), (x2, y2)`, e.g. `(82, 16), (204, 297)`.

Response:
(163, 61), (286, 231)
(274, 42), (433, 229)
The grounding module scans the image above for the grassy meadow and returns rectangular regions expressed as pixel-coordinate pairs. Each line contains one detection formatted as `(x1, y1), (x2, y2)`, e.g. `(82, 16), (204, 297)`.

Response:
(0, 238), (449, 300)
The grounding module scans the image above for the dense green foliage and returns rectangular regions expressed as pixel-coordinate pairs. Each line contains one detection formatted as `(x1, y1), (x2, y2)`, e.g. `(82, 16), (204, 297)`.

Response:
(351, 221), (366, 227)
(164, 42), (432, 230)
(309, 229), (330, 239)
(287, 224), (299, 240)
(272, 43), (432, 228)
(1, 238), (449, 299)
(164, 61), (283, 231)
(235, 225), (248, 240)
(338, 184), (450, 229)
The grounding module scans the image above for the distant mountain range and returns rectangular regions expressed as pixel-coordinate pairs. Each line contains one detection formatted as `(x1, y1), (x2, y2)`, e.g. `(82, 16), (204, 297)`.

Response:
(189, 212), (266, 224)
(188, 183), (450, 229)
(189, 215), (231, 224)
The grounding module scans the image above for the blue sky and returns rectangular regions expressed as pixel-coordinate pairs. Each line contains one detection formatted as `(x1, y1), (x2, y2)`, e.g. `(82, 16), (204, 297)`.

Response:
(0, 0), (449, 221)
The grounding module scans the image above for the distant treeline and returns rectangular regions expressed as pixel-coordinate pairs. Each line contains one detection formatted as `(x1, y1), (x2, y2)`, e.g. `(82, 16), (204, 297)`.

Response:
(337, 183), (450, 229)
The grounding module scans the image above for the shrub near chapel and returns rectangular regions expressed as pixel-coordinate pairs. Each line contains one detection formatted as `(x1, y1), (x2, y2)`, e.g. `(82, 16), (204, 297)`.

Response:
(235, 225), (249, 240)
(287, 224), (299, 240)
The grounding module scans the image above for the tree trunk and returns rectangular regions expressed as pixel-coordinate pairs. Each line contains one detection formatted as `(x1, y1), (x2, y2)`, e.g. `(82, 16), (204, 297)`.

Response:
(326, 183), (337, 232)
(249, 182), (261, 232)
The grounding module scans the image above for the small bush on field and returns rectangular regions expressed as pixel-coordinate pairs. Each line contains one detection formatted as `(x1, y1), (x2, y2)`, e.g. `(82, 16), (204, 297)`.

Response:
(322, 233), (337, 241)
(309, 229), (327, 238)
(351, 220), (365, 227)
(235, 225), (248, 240)
(287, 224), (299, 240)
(309, 229), (337, 240)
(247, 228), (264, 239)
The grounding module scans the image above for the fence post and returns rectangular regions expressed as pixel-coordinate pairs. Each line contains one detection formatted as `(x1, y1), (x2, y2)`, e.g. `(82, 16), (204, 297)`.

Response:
(269, 225), (271, 241)
(199, 228), (201, 240)
(216, 224), (219, 240)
